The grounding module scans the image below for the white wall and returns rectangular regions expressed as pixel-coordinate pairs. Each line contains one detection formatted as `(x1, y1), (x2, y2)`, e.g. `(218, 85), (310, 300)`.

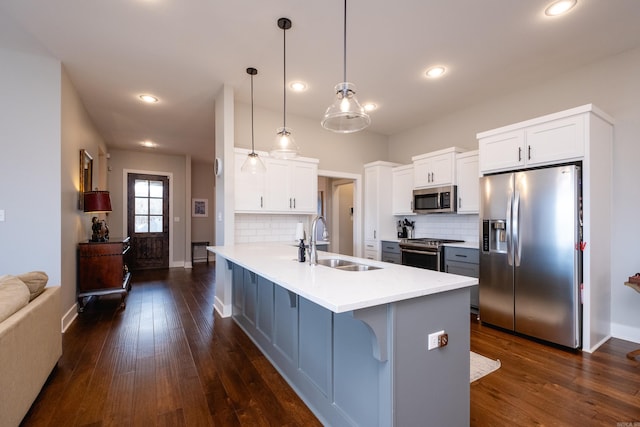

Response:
(61, 67), (108, 326)
(0, 47), (61, 291)
(388, 47), (640, 344)
(191, 160), (215, 245)
(107, 149), (188, 266)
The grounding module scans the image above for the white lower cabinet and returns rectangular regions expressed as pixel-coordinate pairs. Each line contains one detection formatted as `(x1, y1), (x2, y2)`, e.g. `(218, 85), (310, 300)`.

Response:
(234, 148), (318, 214)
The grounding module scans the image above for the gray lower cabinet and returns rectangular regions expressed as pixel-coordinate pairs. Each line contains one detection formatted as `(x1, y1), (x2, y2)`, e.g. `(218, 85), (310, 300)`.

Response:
(381, 240), (401, 264)
(444, 246), (479, 311)
(230, 261), (470, 426)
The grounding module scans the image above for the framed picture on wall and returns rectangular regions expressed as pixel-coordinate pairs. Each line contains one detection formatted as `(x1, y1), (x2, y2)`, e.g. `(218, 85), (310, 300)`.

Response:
(192, 198), (208, 217)
(78, 149), (93, 210)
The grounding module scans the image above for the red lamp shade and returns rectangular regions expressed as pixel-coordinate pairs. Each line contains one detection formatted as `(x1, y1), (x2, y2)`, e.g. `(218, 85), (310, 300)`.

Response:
(83, 191), (112, 213)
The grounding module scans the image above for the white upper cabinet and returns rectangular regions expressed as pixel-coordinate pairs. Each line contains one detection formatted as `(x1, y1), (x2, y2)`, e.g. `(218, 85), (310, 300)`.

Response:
(235, 151), (267, 211)
(412, 147), (466, 189)
(455, 151), (479, 214)
(392, 164), (415, 216)
(234, 148), (318, 214)
(478, 109), (587, 174)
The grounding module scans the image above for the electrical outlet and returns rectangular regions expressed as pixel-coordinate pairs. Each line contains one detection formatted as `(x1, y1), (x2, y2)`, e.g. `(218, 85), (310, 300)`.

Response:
(428, 330), (445, 350)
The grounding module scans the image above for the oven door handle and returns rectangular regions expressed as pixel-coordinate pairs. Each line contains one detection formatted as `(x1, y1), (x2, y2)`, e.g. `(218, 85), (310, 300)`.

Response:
(401, 249), (438, 256)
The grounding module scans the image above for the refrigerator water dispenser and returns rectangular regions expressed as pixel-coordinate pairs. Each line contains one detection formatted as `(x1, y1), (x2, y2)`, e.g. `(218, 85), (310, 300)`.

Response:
(482, 220), (507, 253)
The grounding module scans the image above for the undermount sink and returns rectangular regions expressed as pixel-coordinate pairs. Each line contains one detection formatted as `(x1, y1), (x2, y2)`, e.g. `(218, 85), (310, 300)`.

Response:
(316, 258), (382, 272)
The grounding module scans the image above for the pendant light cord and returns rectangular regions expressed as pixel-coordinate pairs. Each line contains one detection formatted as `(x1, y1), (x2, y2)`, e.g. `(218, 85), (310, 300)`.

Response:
(283, 23), (287, 129)
(250, 72), (255, 153)
(343, 0), (347, 84)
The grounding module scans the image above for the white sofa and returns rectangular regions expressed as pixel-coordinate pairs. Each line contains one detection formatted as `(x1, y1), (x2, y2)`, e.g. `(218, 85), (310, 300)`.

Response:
(0, 274), (62, 427)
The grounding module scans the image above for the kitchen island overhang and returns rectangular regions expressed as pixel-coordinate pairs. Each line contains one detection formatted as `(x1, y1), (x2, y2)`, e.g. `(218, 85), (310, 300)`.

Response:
(209, 243), (477, 427)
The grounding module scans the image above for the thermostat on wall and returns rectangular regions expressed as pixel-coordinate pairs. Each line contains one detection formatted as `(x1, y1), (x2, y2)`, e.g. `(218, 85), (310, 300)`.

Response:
(214, 157), (223, 176)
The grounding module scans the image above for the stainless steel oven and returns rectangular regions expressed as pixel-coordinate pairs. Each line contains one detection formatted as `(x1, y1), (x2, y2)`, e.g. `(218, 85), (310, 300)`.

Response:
(399, 238), (464, 271)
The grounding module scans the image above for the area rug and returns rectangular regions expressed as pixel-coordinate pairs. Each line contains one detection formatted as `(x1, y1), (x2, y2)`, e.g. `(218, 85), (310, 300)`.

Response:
(470, 351), (501, 382)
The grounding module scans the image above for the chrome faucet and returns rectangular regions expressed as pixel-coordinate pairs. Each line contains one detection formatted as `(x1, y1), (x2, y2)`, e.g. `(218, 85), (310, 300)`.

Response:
(309, 215), (329, 265)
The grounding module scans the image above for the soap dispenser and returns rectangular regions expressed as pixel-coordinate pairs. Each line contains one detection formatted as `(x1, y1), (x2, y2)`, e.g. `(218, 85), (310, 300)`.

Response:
(298, 239), (306, 262)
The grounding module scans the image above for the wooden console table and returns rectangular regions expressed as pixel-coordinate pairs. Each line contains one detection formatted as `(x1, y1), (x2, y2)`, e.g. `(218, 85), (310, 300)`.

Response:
(191, 241), (210, 265)
(77, 237), (132, 312)
(624, 281), (640, 360)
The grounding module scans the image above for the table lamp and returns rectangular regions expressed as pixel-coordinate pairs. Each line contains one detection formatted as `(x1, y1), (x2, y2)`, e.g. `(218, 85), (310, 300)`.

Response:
(84, 190), (112, 242)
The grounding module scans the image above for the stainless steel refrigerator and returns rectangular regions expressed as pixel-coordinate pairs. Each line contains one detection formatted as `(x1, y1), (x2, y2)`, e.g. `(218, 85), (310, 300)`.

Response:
(479, 164), (582, 348)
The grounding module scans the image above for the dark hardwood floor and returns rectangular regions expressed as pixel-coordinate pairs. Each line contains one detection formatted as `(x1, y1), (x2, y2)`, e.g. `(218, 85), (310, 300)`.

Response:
(22, 264), (639, 426)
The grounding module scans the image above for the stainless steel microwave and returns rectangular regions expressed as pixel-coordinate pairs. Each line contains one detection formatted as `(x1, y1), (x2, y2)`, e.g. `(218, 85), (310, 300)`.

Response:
(413, 185), (457, 214)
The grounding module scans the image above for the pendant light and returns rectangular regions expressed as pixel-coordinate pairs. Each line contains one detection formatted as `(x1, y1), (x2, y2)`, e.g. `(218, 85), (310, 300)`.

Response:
(241, 67), (266, 174)
(321, 0), (370, 133)
(270, 17), (300, 159)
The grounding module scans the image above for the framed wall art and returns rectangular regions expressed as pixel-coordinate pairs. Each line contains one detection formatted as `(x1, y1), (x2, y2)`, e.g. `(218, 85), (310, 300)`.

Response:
(192, 198), (208, 217)
(79, 149), (93, 210)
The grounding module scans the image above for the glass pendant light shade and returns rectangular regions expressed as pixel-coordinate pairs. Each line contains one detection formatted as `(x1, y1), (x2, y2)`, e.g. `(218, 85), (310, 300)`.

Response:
(321, 82), (370, 133)
(322, 0), (371, 133)
(241, 67), (266, 174)
(271, 17), (299, 159)
(241, 151), (266, 174)
(271, 126), (299, 159)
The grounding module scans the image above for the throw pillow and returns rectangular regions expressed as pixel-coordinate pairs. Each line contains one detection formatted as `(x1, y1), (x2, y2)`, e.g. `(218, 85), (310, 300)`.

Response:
(16, 271), (49, 301)
(0, 275), (30, 323)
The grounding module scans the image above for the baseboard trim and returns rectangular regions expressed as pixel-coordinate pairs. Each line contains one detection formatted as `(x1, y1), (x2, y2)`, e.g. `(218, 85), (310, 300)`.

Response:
(61, 303), (78, 333)
(214, 296), (232, 318)
(611, 322), (640, 345)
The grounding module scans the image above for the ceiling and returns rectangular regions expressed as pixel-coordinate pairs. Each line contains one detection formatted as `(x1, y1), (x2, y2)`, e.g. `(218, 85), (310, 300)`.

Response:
(3, 0), (640, 162)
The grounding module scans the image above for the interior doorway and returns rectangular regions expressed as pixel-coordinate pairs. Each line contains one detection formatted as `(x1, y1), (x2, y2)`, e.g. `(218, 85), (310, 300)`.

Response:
(317, 170), (362, 257)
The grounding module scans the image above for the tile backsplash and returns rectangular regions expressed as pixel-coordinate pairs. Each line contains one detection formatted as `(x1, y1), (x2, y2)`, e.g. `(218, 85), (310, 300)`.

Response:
(235, 214), (310, 244)
(236, 213), (479, 245)
(399, 214), (479, 243)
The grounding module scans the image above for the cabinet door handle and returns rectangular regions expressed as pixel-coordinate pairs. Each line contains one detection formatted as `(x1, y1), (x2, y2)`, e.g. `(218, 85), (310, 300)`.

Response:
(374, 230), (377, 239)
(459, 197), (462, 208)
(289, 198), (292, 209)
(528, 145), (532, 160)
(455, 254), (468, 258)
(293, 198), (296, 209)
(518, 147), (522, 162)
(260, 196), (263, 208)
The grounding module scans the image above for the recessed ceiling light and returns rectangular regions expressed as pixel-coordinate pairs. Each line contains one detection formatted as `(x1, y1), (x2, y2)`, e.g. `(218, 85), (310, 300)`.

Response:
(290, 81), (308, 92)
(139, 94), (158, 103)
(425, 66), (446, 78)
(363, 103), (378, 112)
(544, 0), (577, 16)
(141, 140), (155, 148)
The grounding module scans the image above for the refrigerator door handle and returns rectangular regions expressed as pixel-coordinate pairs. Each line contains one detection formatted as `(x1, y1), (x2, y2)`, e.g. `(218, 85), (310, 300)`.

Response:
(513, 190), (521, 267)
(506, 191), (513, 266)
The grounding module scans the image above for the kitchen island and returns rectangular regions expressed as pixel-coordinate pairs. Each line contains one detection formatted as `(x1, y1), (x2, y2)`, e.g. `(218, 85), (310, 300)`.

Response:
(209, 243), (477, 427)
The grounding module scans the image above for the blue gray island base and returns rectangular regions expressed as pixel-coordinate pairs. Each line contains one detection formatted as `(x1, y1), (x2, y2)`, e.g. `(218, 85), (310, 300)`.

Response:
(228, 261), (470, 427)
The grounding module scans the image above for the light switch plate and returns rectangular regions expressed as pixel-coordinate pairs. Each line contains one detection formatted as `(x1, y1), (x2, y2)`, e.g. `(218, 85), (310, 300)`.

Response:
(0, 209), (5, 222)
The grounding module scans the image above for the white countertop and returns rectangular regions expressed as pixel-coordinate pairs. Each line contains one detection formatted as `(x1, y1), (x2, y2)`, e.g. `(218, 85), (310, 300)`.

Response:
(208, 243), (477, 313)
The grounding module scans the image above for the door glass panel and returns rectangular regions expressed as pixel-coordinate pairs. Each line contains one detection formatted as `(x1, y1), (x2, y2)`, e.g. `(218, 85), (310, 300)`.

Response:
(149, 198), (163, 215)
(133, 179), (164, 234)
(149, 215), (163, 232)
(135, 180), (149, 196)
(135, 197), (149, 214)
(135, 216), (149, 232)
(149, 181), (163, 197)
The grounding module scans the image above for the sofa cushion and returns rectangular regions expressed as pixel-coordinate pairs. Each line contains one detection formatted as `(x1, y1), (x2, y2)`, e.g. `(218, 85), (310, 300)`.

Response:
(0, 275), (30, 323)
(16, 271), (49, 301)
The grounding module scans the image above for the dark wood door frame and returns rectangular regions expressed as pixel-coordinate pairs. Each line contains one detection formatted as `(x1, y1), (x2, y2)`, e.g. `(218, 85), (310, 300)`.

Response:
(126, 172), (171, 270)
